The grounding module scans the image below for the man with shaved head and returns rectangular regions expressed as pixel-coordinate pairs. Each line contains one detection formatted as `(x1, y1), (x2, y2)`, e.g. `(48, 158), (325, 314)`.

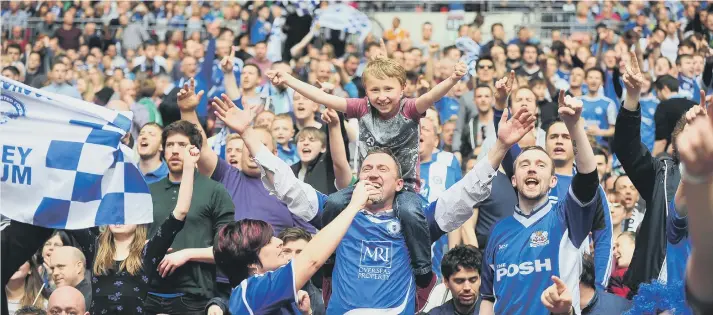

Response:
(50, 246), (92, 311)
(48, 286), (89, 315)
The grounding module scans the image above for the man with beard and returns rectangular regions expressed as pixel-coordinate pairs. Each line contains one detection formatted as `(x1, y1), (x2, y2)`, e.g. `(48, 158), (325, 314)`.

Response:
(145, 120), (234, 313)
(137, 122), (169, 184)
(480, 93), (602, 315)
(428, 245), (483, 315)
(545, 117), (614, 290)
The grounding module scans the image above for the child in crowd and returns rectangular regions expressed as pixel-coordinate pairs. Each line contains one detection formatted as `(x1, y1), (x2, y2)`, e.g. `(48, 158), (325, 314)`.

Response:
(266, 49), (467, 284)
(254, 109), (275, 128)
(292, 127), (331, 189)
(272, 113), (300, 165)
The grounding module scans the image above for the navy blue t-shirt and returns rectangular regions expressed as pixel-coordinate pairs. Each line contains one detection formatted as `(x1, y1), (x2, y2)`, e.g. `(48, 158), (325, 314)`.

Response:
(474, 171), (516, 247)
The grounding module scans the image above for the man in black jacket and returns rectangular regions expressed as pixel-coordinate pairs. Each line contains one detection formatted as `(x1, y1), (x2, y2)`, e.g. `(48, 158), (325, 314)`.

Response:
(612, 53), (685, 296)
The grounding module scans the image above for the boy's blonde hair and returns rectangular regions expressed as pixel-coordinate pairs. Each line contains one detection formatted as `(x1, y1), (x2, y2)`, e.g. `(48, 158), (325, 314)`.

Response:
(295, 127), (327, 148)
(362, 58), (407, 87)
(226, 133), (243, 143)
(273, 113), (294, 125)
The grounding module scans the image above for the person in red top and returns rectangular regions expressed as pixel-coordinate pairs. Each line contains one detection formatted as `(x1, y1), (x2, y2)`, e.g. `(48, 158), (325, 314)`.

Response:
(609, 232), (635, 298)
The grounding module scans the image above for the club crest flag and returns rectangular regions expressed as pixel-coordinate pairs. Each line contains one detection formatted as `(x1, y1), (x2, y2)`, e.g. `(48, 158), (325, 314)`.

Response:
(0, 76), (153, 229)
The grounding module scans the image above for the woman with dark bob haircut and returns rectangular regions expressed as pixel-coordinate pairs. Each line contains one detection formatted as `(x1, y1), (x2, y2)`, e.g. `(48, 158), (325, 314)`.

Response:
(213, 181), (374, 314)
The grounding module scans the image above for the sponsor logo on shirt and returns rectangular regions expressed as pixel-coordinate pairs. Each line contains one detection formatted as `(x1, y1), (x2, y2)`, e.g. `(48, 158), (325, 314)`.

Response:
(495, 259), (553, 281)
(595, 107), (603, 115)
(498, 244), (509, 251)
(358, 240), (393, 280)
(529, 231), (550, 248)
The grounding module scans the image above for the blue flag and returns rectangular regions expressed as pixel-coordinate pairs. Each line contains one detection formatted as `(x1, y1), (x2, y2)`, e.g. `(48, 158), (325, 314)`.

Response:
(0, 76), (153, 229)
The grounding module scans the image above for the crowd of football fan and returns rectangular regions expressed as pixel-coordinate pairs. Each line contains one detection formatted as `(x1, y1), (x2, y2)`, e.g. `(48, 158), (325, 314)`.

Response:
(3, 0), (713, 314)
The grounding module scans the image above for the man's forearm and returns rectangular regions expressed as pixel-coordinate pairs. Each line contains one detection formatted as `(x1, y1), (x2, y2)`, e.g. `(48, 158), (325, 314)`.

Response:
(683, 178), (713, 299)
(187, 247), (215, 264)
(486, 140), (509, 172)
(568, 121), (597, 174)
(284, 75), (347, 112)
(223, 71), (241, 100)
(623, 92), (640, 112)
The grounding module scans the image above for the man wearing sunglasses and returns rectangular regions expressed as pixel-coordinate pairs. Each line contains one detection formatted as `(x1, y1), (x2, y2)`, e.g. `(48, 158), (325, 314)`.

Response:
(454, 57), (497, 162)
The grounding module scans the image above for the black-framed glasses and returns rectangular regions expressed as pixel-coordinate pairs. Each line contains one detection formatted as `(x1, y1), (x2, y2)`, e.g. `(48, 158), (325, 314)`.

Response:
(478, 64), (494, 70)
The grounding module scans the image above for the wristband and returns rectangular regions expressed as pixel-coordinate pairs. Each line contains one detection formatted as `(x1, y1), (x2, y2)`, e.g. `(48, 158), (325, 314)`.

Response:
(680, 162), (713, 184)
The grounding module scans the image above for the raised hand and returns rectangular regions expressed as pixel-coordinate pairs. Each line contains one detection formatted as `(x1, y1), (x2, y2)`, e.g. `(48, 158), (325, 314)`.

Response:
(183, 145), (200, 170)
(212, 94), (254, 135)
(177, 77), (205, 113)
(494, 70), (515, 109)
(621, 51), (645, 98)
(220, 46), (237, 73)
(321, 108), (340, 127)
(316, 80), (335, 93)
(371, 38), (388, 60)
(676, 101), (713, 175)
(497, 107), (536, 147)
(266, 70), (287, 86)
(452, 61), (467, 81)
(685, 90), (711, 124)
(540, 276), (573, 315)
(557, 90), (583, 127)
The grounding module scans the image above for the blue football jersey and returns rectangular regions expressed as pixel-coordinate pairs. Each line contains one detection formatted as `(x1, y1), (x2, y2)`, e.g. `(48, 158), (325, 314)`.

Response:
(481, 188), (600, 315)
(580, 95), (617, 145)
(549, 173), (614, 290)
(420, 157), (461, 280)
(664, 200), (691, 285)
(420, 160), (461, 203)
(229, 261), (301, 314)
(327, 211), (416, 314)
(432, 150), (461, 172)
(639, 95), (659, 152)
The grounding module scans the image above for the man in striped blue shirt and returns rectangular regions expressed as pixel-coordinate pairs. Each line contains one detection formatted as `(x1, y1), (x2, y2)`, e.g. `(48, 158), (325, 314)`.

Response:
(580, 68), (617, 146)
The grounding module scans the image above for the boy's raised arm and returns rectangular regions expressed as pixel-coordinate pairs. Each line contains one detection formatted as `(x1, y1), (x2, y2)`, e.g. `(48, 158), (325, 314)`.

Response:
(415, 61), (467, 114)
(266, 70), (348, 113)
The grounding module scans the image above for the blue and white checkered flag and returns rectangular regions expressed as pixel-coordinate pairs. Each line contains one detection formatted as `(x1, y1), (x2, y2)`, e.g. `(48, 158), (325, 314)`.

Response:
(0, 76), (153, 229)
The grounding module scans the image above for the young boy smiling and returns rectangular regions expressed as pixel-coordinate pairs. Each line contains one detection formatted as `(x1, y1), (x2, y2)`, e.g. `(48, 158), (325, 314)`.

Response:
(272, 113), (300, 165)
(267, 51), (467, 286)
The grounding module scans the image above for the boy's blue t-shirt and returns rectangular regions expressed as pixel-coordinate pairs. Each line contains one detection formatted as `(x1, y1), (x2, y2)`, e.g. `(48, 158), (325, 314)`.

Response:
(434, 96), (460, 124)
